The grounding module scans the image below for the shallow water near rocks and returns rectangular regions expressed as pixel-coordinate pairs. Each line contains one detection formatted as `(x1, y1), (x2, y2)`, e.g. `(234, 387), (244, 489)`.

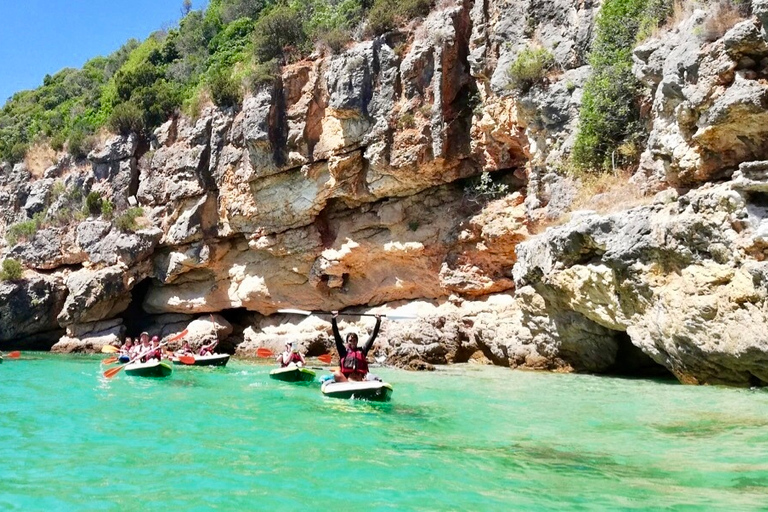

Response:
(2, 354), (768, 510)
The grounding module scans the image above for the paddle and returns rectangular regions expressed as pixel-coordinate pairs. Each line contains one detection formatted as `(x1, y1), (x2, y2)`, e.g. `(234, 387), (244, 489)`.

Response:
(256, 347), (274, 358)
(177, 355), (196, 365)
(103, 329), (188, 379)
(101, 345), (119, 354)
(256, 347), (331, 364)
(277, 308), (417, 320)
(102, 357), (119, 365)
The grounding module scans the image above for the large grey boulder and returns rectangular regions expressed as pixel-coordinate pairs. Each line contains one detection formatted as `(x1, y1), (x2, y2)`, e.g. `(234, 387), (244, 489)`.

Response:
(88, 134), (138, 163)
(0, 274), (67, 343)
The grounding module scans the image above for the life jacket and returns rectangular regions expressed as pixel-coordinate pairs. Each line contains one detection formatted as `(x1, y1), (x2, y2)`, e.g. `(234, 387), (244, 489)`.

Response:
(281, 352), (303, 367)
(341, 349), (368, 376)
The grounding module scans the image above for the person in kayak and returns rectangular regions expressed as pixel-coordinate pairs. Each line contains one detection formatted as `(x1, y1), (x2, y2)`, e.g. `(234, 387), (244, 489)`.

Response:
(148, 335), (163, 361)
(177, 341), (194, 356)
(277, 342), (306, 367)
(199, 339), (218, 356)
(331, 312), (381, 382)
(120, 337), (134, 356)
(138, 332), (152, 362)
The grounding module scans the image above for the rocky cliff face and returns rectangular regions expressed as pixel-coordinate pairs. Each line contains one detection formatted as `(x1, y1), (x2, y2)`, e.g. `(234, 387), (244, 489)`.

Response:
(6, 0), (768, 387)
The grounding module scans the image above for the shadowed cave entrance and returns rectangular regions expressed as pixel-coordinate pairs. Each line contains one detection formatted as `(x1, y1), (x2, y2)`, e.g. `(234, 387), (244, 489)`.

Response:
(121, 278), (154, 336)
(605, 331), (676, 380)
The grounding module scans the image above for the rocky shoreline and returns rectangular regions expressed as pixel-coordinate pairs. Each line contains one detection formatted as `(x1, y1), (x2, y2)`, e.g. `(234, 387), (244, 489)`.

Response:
(5, 0), (768, 387)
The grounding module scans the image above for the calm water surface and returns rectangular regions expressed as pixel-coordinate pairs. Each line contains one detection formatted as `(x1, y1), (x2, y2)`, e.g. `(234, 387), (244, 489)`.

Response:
(2, 354), (768, 510)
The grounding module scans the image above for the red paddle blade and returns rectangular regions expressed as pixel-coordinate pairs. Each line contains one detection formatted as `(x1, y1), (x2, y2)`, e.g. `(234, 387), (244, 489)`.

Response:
(168, 329), (189, 343)
(178, 355), (196, 365)
(7, 351), (21, 358)
(103, 366), (124, 379)
(102, 357), (118, 365)
(318, 353), (332, 364)
(256, 347), (274, 358)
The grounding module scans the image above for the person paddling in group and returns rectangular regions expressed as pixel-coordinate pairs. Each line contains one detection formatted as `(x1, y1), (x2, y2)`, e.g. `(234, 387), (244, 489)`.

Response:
(138, 332), (152, 362)
(199, 339), (218, 356)
(331, 311), (381, 382)
(177, 341), (194, 356)
(277, 342), (306, 367)
(120, 337), (134, 356)
(149, 336), (164, 361)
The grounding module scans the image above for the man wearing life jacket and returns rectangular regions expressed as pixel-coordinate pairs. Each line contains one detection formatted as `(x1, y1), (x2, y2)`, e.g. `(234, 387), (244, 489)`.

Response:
(331, 311), (381, 382)
(277, 342), (306, 367)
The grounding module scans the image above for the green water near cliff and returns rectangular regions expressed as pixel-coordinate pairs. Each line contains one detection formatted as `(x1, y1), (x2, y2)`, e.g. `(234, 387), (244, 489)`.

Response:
(2, 354), (768, 510)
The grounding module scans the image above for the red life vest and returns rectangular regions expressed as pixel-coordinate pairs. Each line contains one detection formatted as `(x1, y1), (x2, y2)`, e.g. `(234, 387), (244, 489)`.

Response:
(281, 352), (303, 367)
(342, 349), (368, 376)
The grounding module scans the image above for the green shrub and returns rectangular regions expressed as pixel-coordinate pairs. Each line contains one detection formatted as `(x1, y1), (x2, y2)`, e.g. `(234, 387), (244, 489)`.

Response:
(246, 59), (280, 91)
(368, 0), (430, 35)
(5, 217), (42, 246)
(8, 142), (28, 164)
(108, 102), (145, 135)
(102, 199), (115, 220)
(507, 46), (555, 93)
(114, 207), (144, 232)
(50, 133), (66, 152)
(68, 129), (96, 160)
(398, 112), (416, 129)
(209, 68), (242, 108)
(253, 5), (307, 62)
(84, 192), (104, 216)
(464, 172), (509, 204)
(0, 258), (24, 281)
(572, 0), (648, 171)
(318, 27), (352, 53)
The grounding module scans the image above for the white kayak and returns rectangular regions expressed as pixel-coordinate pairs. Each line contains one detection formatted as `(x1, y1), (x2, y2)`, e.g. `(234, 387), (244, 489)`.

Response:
(321, 379), (393, 402)
(170, 353), (230, 367)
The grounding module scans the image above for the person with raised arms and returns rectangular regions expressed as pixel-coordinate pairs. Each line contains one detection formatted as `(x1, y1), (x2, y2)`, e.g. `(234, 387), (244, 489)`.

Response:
(276, 342), (306, 367)
(331, 311), (381, 382)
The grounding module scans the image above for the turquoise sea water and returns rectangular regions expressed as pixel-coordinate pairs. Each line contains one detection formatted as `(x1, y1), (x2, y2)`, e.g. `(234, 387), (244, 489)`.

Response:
(2, 355), (768, 510)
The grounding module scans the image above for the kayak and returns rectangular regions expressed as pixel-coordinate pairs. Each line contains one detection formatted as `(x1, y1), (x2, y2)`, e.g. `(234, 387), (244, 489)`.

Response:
(321, 380), (393, 402)
(269, 365), (315, 383)
(171, 353), (230, 367)
(124, 359), (173, 378)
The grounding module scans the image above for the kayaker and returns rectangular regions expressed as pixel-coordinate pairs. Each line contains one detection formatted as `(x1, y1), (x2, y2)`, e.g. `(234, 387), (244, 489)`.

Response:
(148, 336), (163, 361)
(177, 341), (194, 356)
(331, 312), (381, 382)
(277, 342), (306, 367)
(138, 332), (152, 362)
(199, 339), (218, 356)
(120, 337), (134, 355)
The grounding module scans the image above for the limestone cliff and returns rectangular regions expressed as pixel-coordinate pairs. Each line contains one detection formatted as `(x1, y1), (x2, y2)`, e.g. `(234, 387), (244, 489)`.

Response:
(5, 0), (768, 387)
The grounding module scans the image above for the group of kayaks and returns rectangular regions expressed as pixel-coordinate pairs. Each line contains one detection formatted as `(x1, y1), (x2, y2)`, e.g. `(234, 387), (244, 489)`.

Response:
(269, 364), (394, 402)
(110, 354), (393, 402)
(120, 353), (231, 377)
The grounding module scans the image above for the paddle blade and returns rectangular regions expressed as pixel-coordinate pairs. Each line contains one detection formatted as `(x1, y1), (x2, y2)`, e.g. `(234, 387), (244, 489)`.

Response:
(256, 347), (274, 358)
(101, 345), (119, 353)
(103, 366), (124, 379)
(277, 308), (313, 316)
(385, 314), (418, 321)
(167, 329), (189, 343)
(7, 351), (21, 358)
(318, 353), (333, 364)
(102, 357), (118, 365)
(178, 355), (196, 365)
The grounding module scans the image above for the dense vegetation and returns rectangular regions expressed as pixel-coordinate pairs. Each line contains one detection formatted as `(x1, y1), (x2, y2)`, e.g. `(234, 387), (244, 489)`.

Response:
(0, 0), (431, 165)
(572, 0), (675, 171)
